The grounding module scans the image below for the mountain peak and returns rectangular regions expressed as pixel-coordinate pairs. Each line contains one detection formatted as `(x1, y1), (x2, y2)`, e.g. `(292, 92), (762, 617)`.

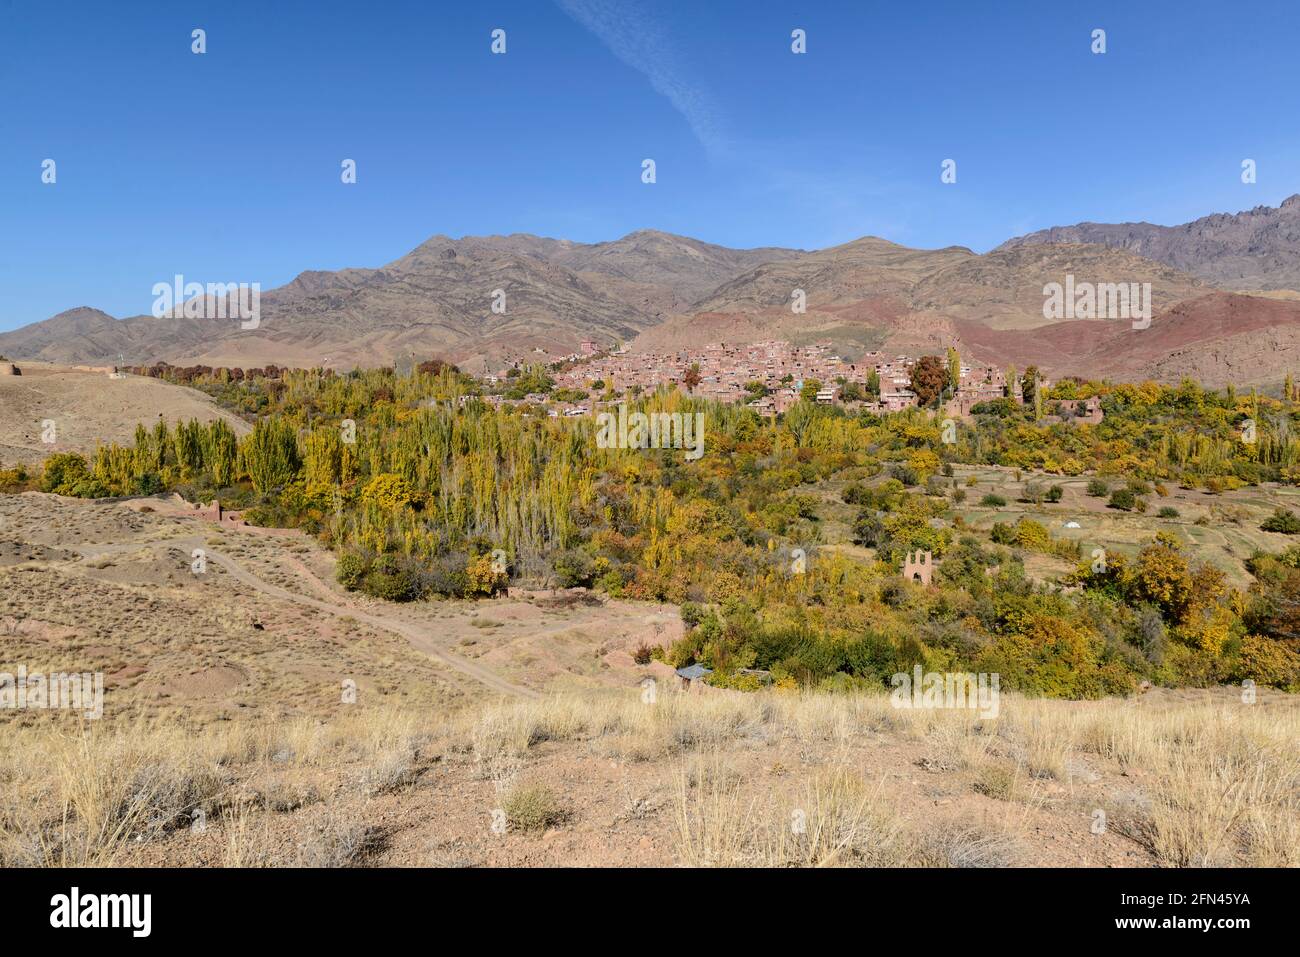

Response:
(48, 306), (117, 322)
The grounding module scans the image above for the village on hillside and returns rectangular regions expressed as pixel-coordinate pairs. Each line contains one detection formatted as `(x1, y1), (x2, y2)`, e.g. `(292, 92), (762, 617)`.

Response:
(480, 339), (1104, 426)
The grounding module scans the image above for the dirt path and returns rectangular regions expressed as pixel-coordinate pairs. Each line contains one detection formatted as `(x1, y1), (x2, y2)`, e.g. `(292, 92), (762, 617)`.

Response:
(68, 536), (540, 700)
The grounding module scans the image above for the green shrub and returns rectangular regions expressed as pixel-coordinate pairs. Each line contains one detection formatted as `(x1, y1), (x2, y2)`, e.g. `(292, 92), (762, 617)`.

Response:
(842, 483), (869, 505)
(1020, 481), (1047, 504)
(1157, 506), (1180, 519)
(1086, 478), (1109, 497)
(680, 602), (707, 627)
(707, 670), (765, 691)
(1108, 488), (1136, 511)
(595, 569), (625, 597)
(1261, 509), (1300, 534)
(421, 555), (470, 598)
(132, 472), (164, 495)
(852, 510), (884, 547)
(363, 555), (420, 602)
(980, 493), (1006, 508)
(890, 464), (919, 487)
(336, 551), (367, 590)
(41, 453), (95, 496)
(989, 522), (1017, 545)
(69, 478), (111, 498)
(553, 549), (596, 587)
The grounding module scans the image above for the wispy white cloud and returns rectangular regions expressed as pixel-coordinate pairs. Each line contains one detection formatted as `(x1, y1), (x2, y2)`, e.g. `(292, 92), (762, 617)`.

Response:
(556, 0), (730, 159)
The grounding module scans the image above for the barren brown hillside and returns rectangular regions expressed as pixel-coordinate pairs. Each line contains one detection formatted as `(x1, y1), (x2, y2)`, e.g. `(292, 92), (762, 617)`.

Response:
(0, 234), (1214, 374)
(0, 232), (799, 375)
(999, 194), (1300, 291)
(633, 241), (1207, 360)
(910, 243), (1206, 330)
(955, 292), (1300, 387)
(0, 363), (249, 467)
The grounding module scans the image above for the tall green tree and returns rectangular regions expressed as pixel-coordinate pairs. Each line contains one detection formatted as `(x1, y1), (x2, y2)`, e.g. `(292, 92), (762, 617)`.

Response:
(239, 418), (301, 494)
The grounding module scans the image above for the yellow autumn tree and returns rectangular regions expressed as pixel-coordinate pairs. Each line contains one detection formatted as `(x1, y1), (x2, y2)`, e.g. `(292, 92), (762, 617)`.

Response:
(361, 473), (418, 512)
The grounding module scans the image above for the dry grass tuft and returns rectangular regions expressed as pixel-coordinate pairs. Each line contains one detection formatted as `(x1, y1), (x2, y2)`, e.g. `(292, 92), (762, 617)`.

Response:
(502, 782), (568, 833)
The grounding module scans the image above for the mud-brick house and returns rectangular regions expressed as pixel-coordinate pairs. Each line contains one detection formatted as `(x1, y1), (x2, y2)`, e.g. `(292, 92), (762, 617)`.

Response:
(199, 500), (246, 526)
(1055, 396), (1104, 425)
(880, 388), (918, 412)
(772, 389), (801, 415)
(945, 383), (1006, 418)
(902, 550), (934, 586)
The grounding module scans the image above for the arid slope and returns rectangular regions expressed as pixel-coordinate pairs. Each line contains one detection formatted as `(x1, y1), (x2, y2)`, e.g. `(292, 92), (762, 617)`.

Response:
(0, 363), (249, 467)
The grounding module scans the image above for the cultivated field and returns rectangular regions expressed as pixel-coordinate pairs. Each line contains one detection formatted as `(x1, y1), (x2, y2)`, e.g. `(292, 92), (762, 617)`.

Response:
(813, 464), (1300, 590)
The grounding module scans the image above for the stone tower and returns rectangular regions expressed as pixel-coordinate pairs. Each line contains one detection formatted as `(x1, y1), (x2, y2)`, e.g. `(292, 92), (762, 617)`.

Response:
(902, 550), (933, 586)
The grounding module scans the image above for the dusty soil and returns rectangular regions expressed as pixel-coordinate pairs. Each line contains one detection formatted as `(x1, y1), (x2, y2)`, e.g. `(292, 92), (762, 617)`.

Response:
(0, 492), (681, 723)
(0, 362), (249, 467)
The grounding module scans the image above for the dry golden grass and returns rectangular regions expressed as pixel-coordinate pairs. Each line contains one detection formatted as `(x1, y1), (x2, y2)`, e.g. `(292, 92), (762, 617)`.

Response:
(220, 802), (273, 868)
(675, 754), (761, 866)
(458, 689), (1300, 867)
(761, 765), (912, 867)
(1, 688), (1296, 867)
(672, 754), (1021, 868)
(0, 708), (425, 866)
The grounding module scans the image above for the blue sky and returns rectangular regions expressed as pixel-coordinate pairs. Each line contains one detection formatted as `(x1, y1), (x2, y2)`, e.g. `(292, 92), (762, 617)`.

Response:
(2, 0), (1298, 331)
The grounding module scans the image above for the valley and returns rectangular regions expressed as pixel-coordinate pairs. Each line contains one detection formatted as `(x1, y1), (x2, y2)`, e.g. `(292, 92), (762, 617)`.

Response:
(5, 196), (1300, 388)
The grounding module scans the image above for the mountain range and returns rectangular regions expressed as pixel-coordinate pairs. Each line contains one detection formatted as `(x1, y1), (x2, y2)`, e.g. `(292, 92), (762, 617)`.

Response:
(3, 196), (1300, 388)
(997, 194), (1300, 291)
